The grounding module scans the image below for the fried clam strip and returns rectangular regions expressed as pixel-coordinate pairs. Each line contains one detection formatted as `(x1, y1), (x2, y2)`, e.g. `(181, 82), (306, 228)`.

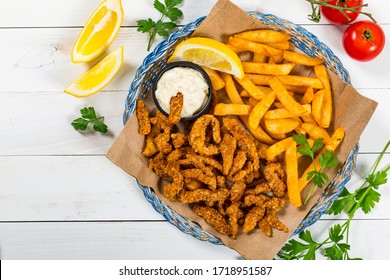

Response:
(184, 178), (203, 190)
(148, 152), (167, 178)
(245, 181), (271, 196)
(230, 181), (246, 203)
(163, 161), (184, 200)
(228, 150), (247, 177)
(189, 114), (221, 156)
(192, 205), (232, 236)
(187, 154), (223, 174)
(166, 146), (194, 161)
(143, 125), (159, 157)
(263, 162), (287, 198)
(177, 188), (229, 204)
(186, 154), (214, 178)
(151, 111), (173, 154)
(169, 92), (183, 125)
(226, 202), (243, 238)
(219, 133), (237, 175)
(217, 176), (228, 189)
(136, 99), (151, 135)
(243, 206), (266, 233)
(259, 211), (288, 237)
(171, 133), (187, 148)
(181, 169), (217, 190)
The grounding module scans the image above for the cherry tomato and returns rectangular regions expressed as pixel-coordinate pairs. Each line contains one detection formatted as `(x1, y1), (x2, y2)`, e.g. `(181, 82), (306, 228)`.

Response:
(321, 0), (362, 24)
(343, 20), (385, 61)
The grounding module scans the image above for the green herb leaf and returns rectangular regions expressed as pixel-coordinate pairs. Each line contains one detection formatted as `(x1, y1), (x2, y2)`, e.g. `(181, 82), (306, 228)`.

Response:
(93, 120), (108, 134)
(319, 149), (338, 170)
(71, 117), (89, 131)
(165, 0), (183, 9)
(137, 18), (155, 33)
(356, 187), (381, 214)
(327, 188), (355, 215)
(153, 0), (165, 13)
(166, 7), (183, 21)
(367, 170), (388, 189)
(71, 107), (108, 134)
(329, 224), (343, 243)
(80, 107), (97, 120)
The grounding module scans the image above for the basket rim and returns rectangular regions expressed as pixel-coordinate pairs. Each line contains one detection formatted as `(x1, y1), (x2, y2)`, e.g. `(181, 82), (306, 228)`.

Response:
(123, 11), (357, 246)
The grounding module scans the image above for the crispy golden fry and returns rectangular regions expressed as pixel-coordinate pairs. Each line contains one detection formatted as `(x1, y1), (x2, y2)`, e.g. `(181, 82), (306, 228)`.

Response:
(264, 162), (287, 197)
(234, 75), (267, 100)
(268, 54), (284, 64)
(243, 62), (295, 76)
(311, 89), (325, 125)
(314, 65), (332, 128)
(298, 126), (344, 192)
(192, 205), (232, 236)
(283, 84), (308, 94)
(214, 103), (251, 116)
(221, 72), (244, 104)
(302, 86), (314, 104)
(246, 73), (273, 86)
(163, 161), (184, 200)
(189, 114), (221, 156)
(201, 66), (225, 91)
(220, 134), (237, 175)
(230, 181), (247, 203)
(268, 131), (287, 140)
(264, 104), (311, 120)
(285, 141), (301, 207)
(294, 117), (307, 136)
(234, 29), (291, 43)
(253, 52), (267, 63)
(240, 86), (273, 98)
(136, 99), (151, 135)
(265, 137), (294, 161)
(240, 115), (274, 145)
(169, 92), (183, 124)
(283, 51), (324, 66)
(269, 77), (307, 116)
(300, 112), (317, 124)
(243, 206), (266, 233)
(301, 122), (331, 144)
(229, 37), (282, 57)
(276, 75), (323, 89)
(267, 41), (291, 50)
(264, 118), (300, 134)
(248, 91), (276, 130)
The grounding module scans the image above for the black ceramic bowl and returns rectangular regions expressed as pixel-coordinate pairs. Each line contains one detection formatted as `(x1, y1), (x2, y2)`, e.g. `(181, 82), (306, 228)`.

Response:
(151, 61), (213, 122)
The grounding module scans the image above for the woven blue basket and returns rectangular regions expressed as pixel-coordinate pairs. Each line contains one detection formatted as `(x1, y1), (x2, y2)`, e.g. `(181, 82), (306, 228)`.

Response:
(124, 12), (358, 245)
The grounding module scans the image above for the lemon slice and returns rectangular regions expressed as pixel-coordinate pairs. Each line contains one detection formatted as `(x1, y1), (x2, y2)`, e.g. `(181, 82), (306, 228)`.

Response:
(65, 47), (123, 98)
(168, 37), (244, 78)
(72, 0), (124, 63)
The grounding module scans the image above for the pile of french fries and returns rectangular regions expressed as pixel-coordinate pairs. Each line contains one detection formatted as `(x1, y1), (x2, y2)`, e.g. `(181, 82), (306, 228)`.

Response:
(204, 29), (345, 207)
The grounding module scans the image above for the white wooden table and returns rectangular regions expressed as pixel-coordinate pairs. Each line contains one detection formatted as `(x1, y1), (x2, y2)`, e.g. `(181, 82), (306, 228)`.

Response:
(0, 0), (389, 260)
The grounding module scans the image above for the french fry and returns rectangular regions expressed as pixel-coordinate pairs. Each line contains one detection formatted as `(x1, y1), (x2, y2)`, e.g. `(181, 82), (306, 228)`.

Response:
(276, 75), (323, 89)
(269, 54), (284, 64)
(248, 92), (276, 129)
(220, 73), (244, 105)
(267, 41), (292, 50)
(286, 141), (301, 207)
(300, 112), (317, 124)
(226, 44), (241, 53)
(301, 123), (331, 144)
(294, 118), (307, 136)
(243, 62), (295, 76)
(265, 137), (294, 161)
(298, 126), (345, 192)
(246, 74), (273, 85)
(229, 37), (282, 57)
(264, 104), (311, 120)
(268, 132), (287, 140)
(269, 77), (307, 116)
(311, 89), (325, 125)
(264, 118), (300, 134)
(214, 103), (251, 116)
(302, 86), (314, 104)
(283, 51), (324, 66)
(234, 75), (267, 100)
(314, 65), (332, 128)
(240, 86), (272, 97)
(240, 116), (274, 144)
(201, 66), (225, 91)
(273, 101), (285, 108)
(283, 84), (308, 94)
(253, 52), (267, 63)
(234, 29), (291, 43)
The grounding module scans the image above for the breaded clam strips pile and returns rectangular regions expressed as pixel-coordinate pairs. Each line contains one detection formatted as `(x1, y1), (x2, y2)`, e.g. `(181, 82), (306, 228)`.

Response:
(136, 94), (288, 238)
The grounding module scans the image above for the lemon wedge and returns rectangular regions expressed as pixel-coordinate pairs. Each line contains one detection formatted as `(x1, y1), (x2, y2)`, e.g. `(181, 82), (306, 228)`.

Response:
(168, 37), (244, 78)
(65, 47), (123, 98)
(72, 0), (124, 63)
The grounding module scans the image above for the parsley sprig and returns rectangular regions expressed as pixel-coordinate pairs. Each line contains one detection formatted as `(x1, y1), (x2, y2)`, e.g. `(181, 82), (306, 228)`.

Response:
(71, 107), (108, 134)
(278, 140), (390, 260)
(137, 0), (183, 51)
(293, 134), (338, 204)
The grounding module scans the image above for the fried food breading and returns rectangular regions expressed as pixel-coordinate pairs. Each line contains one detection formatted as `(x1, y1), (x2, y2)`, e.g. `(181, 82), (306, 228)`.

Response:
(164, 161), (184, 200)
(136, 99), (151, 135)
(177, 188), (229, 204)
(230, 181), (246, 203)
(192, 205), (232, 236)
(184, 178), (203, 190)
(171, 133), (187, 148)
(220, 133), (237, 175)
(169, 92), (183, 124)
(228, 150), (247, 176)
(226, 202), (241, 238)
(189, 115), (221, 156)
(181, 169), (217, 190)
(259, 211), (288, 237)
(243, 206), (266, 233)
(264, 162), (287, 197)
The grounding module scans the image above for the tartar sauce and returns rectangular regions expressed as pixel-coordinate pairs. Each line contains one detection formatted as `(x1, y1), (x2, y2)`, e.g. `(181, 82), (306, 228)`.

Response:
(155, 67), (209, 118)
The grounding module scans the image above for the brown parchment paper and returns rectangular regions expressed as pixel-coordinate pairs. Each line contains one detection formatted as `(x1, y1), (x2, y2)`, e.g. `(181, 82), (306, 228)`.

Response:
(106, 0), (378, 259)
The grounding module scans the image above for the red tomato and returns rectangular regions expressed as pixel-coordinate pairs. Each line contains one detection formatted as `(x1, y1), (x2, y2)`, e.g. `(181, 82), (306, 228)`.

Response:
(321, 0), (362, 24)
(343, 20), (385, 61)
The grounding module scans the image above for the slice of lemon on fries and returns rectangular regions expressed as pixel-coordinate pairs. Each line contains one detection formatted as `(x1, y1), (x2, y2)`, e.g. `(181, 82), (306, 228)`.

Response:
(65, 47), (123, 98)
(72, 0), (124, 63)
(169, 37), (245, 78)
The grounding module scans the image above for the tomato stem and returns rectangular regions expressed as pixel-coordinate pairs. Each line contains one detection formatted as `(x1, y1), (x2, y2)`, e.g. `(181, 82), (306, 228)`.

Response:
(306, 0), (377, 23)
(363, 28), (373, 43)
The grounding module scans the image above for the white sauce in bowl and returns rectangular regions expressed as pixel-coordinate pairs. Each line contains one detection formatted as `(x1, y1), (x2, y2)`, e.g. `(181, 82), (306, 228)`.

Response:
(155, 67), (209, 118)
